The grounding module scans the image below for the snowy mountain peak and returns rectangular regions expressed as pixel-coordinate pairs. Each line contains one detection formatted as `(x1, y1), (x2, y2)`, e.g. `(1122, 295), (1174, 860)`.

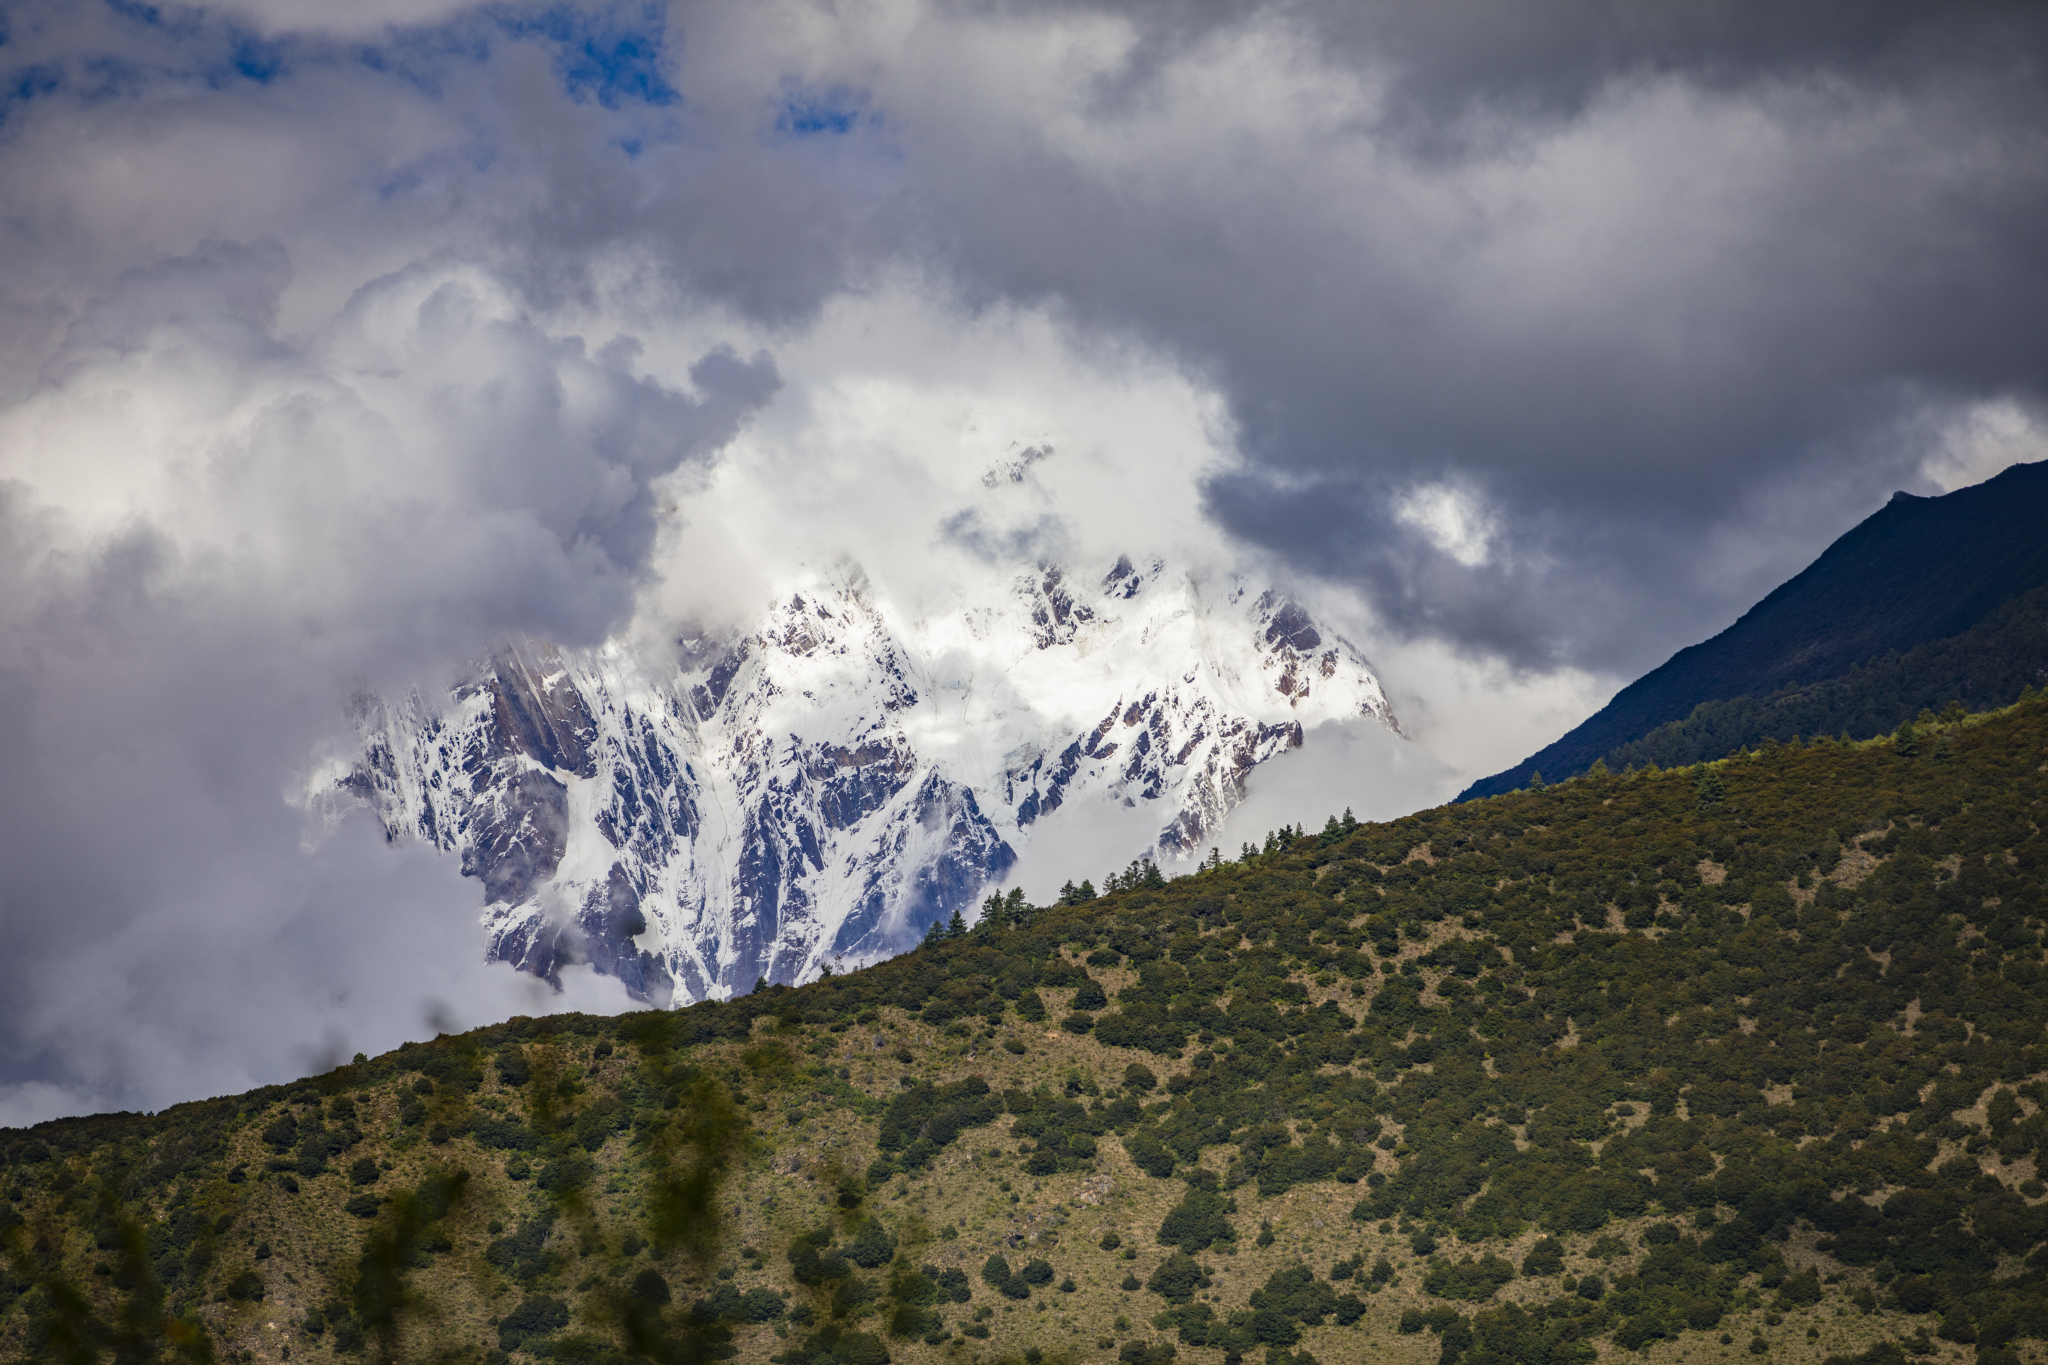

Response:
(318, 557), (1401, 1003)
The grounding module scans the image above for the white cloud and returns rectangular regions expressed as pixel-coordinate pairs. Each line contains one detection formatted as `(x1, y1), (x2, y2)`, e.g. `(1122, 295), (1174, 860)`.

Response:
(628, 276), (1240, 637)
(199, 0), (483, 37)
(1920, 398), (2048, 494)
(1394, 482), (1498, 567)
(0, 243), (764, 1119)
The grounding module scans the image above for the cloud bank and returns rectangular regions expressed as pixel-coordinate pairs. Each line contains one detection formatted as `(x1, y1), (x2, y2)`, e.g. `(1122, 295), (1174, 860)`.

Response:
(1, 0), (2043, 1122)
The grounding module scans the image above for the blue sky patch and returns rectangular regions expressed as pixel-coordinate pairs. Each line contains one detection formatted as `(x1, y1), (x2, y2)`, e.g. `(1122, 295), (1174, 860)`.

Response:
(102, 0), (167, 30)
(497, 2), (678, 111)
(1, 61), (61, 128)
(226, 34), (285, 85)
(9, 62), (61, 102)
(777, 85), (869, 138)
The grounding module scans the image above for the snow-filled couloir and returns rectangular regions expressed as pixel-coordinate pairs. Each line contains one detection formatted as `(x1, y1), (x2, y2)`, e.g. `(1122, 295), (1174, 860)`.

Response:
(314, 557), (1399, 1003)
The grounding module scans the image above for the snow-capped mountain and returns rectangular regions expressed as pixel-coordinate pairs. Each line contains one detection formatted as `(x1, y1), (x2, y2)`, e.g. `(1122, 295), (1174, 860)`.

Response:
(315, 558), (1399, 1003)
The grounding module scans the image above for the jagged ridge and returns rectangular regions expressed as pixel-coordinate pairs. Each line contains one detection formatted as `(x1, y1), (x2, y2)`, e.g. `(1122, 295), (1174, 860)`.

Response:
(316, 558), (1399, 1003)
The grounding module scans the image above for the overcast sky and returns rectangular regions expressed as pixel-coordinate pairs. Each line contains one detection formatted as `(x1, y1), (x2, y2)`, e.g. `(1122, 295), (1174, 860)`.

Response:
(2, 0), (2044, 1125)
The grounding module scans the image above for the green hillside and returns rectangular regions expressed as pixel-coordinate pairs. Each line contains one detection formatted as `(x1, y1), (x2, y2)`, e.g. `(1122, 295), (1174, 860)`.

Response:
(6, 693), (2048, 1365)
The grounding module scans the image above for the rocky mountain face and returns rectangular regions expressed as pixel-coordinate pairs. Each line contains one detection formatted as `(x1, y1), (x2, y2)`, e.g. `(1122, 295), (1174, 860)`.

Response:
(319, 559), (1399, 1003)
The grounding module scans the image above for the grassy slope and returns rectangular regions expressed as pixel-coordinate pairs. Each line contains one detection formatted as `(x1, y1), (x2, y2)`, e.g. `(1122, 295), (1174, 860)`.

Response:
(4, 694), (2048, 1365)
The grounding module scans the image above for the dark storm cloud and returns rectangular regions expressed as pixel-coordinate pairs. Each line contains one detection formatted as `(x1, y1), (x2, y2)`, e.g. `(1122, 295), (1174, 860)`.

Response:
(1027, 0), (2048, 141)
(891, 0), (2048, 670)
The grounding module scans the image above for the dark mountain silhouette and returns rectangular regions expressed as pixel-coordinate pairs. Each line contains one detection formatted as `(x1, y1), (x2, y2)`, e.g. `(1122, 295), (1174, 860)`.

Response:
(1460, 458), (2048, 800)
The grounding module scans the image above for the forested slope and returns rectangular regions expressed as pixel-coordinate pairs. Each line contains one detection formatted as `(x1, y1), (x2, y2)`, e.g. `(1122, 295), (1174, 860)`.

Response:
(1461, 459), (2048, 800)
(1598, 584), (2048, 775)
(5, 692), (2048, 1365)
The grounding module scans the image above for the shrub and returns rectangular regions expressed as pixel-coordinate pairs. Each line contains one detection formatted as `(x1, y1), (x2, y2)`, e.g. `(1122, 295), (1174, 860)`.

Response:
(791, 1237), (852, 1287)
(1248, 1262), (1341, 1341)
(1158, 1187), (1236, 1252)
(740, 1287), (788, 1322)
(471, 1115), (538, 1151)
(1126, 1130), (1176, 1179)
(1891, 1277), (1939, 1314)
(877, 1077), (1001, 1172)
(1522, 1239), (1565, 1277)
(494, 1049), (531, 1088)
(1423, 1255), (1517, 1302)
(536, 1153), (593, 1192)
(484, 1213), (558, 1282)
(498, 1294), (570, 1352)
(1120, 1342), (1176, 1365)
(1775, 1270), (1822, 1309)
(1146, 1252), (1211, 1303)
(793, 1329), (890, 1365)
(915, 1266), (967, 1305)
(846, 1219), (898, 1269)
